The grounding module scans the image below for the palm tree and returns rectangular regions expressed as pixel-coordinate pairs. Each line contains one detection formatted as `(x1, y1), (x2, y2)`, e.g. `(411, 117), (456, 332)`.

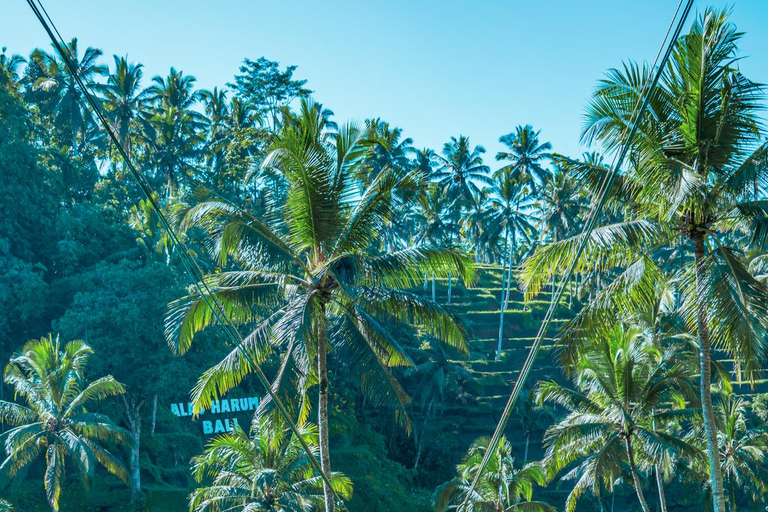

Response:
(144, 68), (208, 192)
(96, 55), (150, 161)
(27, 38), (106, 148)
(521, 12), (768, 510)
(0, 500), (14, 512)
(496, 125), (552, 192)
(0, 47), (25, 81)
(536, 325), (699, 512)
(714, 392), (768, 509)
(190, 415), (353, 512)
(166, 98), (474, 512)
(434, 436), (553, 512)
(485, 172), (536, 359)
(0, 335), (130, 511)
(434, 135), (493, 211)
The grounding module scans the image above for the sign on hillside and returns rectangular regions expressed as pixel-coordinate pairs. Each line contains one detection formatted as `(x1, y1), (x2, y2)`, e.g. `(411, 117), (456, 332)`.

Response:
(169, 395), (260, 435)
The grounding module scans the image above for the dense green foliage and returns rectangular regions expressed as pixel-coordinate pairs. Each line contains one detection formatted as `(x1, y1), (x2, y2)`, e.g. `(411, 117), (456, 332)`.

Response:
(1, 7), (767, 512)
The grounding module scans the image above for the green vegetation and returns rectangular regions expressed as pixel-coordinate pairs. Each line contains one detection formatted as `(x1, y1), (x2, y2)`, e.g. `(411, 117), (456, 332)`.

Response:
(0, 6), (767, 512)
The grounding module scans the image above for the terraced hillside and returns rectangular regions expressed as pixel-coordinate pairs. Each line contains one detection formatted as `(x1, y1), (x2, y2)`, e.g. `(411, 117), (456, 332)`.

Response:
(414, 264), (575, 458)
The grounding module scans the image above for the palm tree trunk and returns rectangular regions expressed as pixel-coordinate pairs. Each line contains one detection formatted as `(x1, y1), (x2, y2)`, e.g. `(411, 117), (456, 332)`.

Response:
(432, 272), (436, 302)
(317, 304), (334, 512)
(693, 231), (727, 512)
(624, 435), (651, 512)
(151, 394), (158, 437)
(414, 398), (434, 471)
(656, 465), (668, 512)
(123, 396), (143, 503)
(496, 232), (511, 360)
(447, 271), (452, 304)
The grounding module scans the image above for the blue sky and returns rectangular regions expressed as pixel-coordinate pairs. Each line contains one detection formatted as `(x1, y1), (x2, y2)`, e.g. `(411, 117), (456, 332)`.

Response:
(3, 1), (767, 165)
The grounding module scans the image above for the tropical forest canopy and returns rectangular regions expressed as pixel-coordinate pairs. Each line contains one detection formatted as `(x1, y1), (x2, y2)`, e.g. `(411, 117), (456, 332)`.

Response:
(1, 6), (768, 512)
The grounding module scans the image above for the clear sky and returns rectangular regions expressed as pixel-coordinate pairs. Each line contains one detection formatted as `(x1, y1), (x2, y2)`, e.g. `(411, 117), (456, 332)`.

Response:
(3, 1), (767, 165)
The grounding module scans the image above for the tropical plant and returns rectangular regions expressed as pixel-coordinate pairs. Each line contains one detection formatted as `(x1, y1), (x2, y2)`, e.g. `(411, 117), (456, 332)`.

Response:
(165, 98), (474, 512)
(536, 325), (700, 512)
(190, 415), (352, 512)
(96, 55), (150, 160)
(27, 38), (106, 148)
(0, 335), (130, 511)
(0, 47), (25, 81)
(496, 125), (552, 192)
(433, 436), (553, 512)
(521, 11), (768, 511)
(144, 68), (208, 192)
(434, 135), (492, 211)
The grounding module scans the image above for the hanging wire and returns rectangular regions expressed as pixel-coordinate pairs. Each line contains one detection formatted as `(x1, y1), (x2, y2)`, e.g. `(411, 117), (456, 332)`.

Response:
(24, 0), (347, 508)
(458, 1), (696, 509)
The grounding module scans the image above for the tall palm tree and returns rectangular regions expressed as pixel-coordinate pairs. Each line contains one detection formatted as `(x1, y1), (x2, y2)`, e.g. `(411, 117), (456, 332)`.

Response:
(0, 335), (130, 511)
(190, 416), (352, 512)
(166, 98), (473, 512)
(486, 172), (536, 359)
(434, 135), (493, 211)
(536, 325), (699, 512)
(496, 125), (552, 193)
(144, 68), (208, 192)
(96, 55), (150, 161)
(434, 436), (553, 512)
(27, 38), (106, 148)
(521, 12), (768, 510)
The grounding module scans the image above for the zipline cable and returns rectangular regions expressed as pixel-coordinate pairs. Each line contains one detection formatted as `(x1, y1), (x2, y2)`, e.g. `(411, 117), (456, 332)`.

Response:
(24, 1), (347, 508)
(459, 0), (695, 509)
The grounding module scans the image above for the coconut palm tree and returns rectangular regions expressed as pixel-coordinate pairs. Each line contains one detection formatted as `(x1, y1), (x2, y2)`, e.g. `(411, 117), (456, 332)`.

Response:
(27, 38), (106, 148)
(0, 335), (130, 511)
(434, 135), (493, 211)
(496, 125), (552, 192)
(0, 48), (25, 81)
(190, 415), (352, 512)
(485, 172), (536, 359)
(714, 392), (768, 509)
(96, 55), (150, 161)
(144, 68), (208, 192)
(166, 98), (473, 512)
(433, 436), (553, 512)
(536, 325), (700, 512)
(521, 12), (768, 510)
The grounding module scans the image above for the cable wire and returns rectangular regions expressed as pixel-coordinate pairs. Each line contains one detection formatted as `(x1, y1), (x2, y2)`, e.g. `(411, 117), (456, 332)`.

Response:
(24, 1), (347, 508)
(458, 1), (695, 509)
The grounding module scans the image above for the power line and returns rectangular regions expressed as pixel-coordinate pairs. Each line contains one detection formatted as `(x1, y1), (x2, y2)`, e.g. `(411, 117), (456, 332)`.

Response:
(24, 1), (347, 508)
(458, 0), (696, 509)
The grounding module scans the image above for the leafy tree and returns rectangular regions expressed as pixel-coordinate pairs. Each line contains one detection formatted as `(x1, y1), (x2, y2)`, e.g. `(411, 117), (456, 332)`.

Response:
(433, 436), (553, 512)
(522, 11), (768, 510)
(536, 325), (699, 512)
(190, 415), (352, 512)
(496, 125), (552, 193)
(0, 335), (130, 511)
(166, 98), (474, 512)
(230, 57), (311, 129)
